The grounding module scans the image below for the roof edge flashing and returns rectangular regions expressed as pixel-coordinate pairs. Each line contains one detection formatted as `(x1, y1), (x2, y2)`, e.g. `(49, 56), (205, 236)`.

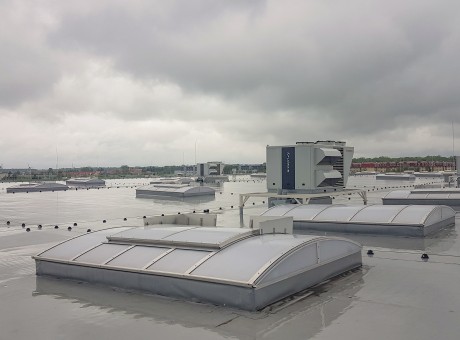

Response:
(35, 257), (254, 287)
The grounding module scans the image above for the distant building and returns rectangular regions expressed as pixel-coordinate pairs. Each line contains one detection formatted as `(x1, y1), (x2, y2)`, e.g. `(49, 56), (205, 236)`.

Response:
(129, 167), (143, 176)
(351, 160), (456, 172)
(174, 165), (196, 176)
(197, 162), (224, 177)
(238, 163), (266, 173)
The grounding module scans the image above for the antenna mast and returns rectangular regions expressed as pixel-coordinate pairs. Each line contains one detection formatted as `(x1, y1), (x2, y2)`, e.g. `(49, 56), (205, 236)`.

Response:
(195, 139), (197, 175)
(453, 122), (456, 171)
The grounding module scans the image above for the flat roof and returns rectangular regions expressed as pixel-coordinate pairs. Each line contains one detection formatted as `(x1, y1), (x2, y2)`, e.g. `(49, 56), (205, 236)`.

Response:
(1, 176), (459, 339)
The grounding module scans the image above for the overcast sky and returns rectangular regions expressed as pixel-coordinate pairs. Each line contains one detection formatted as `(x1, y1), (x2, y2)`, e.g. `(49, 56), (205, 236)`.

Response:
(1, 0), (460, 168)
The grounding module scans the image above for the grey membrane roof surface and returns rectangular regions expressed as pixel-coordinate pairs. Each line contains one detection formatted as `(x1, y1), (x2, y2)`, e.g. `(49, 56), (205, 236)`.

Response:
(1, 177), (460, 339)
(261, 204), (456, 236)
(136, 184), (216, 198)
(34, 226), (362, 310)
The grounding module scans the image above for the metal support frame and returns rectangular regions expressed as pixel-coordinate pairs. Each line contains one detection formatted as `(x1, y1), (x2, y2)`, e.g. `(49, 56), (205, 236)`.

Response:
(239, 189), (368, 224)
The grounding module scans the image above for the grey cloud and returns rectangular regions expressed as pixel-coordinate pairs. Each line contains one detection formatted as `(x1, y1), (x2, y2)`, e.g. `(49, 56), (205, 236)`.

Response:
(46, 0), (460, 136)
(0, 43), (54, 106)
(0, 2), (60, 108)
(3, 0), (460, 168)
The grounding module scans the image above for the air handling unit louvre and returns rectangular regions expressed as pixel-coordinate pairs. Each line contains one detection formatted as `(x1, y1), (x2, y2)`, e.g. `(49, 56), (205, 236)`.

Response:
(266, 141), (354, 194)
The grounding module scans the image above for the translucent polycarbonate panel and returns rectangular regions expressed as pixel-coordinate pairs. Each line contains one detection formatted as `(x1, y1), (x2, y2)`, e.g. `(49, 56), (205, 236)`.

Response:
(423, 206), (455, 227)
(284, 205), (341, 220)
(257, 243), (318, 285)
(261, 205), (298, 216)
(407, 193), (429, 198)
(426, 193), (451, 199)
(423, 208), (443, 227)
(351, 205), (406, 223)
(138, 185), (214, 195)
(391, 205), (437, 225)
(137, 185), (188, 193)
(441, 206), (456, 219)
(314, 206), (365, 221)
(166, 184), (188, 187)
(39, 228), (131, 261)
(163, 227), (253, 246)
(108, 226), (195, 242)
(377, 174), (415, 180)
(185, 187), (215, 195)
(151, 184), (188, 189)
(157, 188), (187, 193)
(136, 184), (215, 197)
(74, 244), (131, 264)
(147, 249), (211, 273)
(448, 193), (460, 198)
(412, 189), (460, 194)
(318, 240), (361, 263)
(191, 234), (317, 283)
(384, 191), (411, 199)
(106, 246), (169, 269)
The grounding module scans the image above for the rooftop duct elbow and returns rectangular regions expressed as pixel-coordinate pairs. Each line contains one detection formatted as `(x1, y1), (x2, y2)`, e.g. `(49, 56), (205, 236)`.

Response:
(315, 170), (342, 187)
(315, 148), (342, 165)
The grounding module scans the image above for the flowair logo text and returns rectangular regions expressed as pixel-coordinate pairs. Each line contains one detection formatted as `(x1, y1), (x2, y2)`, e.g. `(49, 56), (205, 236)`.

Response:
(286, 152), (290, 173)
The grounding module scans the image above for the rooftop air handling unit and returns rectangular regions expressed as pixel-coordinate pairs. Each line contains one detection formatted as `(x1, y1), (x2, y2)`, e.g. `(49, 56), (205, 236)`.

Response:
(266, 141), (354, 194)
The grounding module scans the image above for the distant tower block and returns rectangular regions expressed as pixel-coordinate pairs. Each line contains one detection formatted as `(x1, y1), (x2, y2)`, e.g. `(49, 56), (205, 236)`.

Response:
(197, 161), (225, 176)
(266, 141), (354, 194)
